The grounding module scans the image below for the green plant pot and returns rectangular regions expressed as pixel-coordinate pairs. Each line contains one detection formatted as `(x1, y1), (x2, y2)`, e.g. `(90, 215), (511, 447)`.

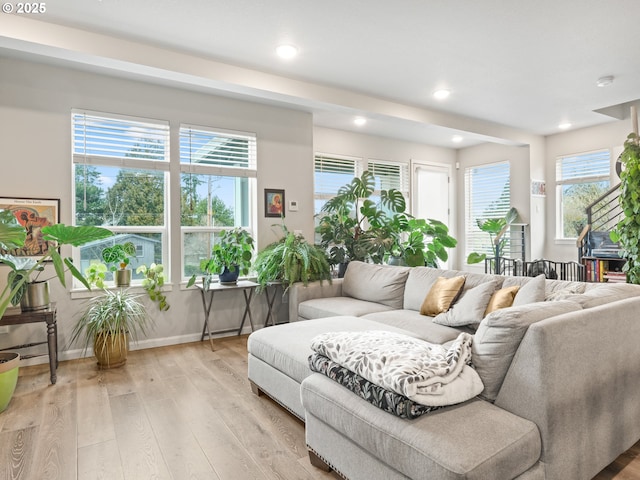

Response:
(0, 352), (20, 413)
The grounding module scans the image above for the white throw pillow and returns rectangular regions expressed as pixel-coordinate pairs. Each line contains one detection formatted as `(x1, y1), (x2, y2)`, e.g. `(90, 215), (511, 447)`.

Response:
(433, 281), (497, 327)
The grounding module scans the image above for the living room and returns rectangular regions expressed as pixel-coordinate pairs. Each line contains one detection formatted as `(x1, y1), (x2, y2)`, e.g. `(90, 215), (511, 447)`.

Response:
(1, 2), (640, 479)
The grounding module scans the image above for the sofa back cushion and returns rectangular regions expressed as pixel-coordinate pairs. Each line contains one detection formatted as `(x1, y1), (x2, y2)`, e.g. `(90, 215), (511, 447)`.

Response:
(473, 300), (583, 402)
(342, 261), (411, 309)
(403, 267), (449, 311)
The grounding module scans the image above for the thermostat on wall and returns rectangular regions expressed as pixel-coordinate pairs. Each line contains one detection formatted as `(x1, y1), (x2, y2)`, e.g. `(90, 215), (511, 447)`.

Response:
(289, 200), (299, 212)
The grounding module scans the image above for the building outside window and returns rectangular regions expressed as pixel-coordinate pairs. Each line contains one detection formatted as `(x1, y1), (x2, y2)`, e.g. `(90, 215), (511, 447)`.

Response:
(464, 161), (511, 259)
(556, 149), (611, 240)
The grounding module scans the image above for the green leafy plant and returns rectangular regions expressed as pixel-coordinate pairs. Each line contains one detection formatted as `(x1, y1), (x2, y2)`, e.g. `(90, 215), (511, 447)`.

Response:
(254, 224), (331, 293)
(193, 228), (254, 289)
(389, 218), (458, 267)
(0, 212), (113, 317)
(610, 133), (640, 283)
(466, 207), (519, 264)
(84, 261), (108, 289)
(70, 288), (149, 365)
(316, 170), (406, 265)
(136, 263), (169, 311)
(102, 241), (136, 271)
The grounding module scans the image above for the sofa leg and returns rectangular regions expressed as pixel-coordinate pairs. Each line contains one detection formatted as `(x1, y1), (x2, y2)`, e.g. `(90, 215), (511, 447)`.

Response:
(308, 450), (332, 472)
(250, 381), (263, 396)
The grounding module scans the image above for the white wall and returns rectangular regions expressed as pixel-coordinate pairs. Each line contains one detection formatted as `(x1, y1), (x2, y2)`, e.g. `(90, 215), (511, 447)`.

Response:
(544, 119), (628, 262)
(0, 55), (315, 360)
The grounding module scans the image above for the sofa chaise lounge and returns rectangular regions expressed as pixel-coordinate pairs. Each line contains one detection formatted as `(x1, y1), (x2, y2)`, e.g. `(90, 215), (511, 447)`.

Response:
(247, 261), (640, 479)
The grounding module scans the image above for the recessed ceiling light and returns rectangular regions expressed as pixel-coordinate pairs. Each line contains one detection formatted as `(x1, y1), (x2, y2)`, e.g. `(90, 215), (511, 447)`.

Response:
(452, 135), (463, 143)
(354, 117), (367, 126)
(276, 44), (298, 60)
(433, 89), (451, 100)
(558, 123), (572, 130)
(596, 75), (614, 87)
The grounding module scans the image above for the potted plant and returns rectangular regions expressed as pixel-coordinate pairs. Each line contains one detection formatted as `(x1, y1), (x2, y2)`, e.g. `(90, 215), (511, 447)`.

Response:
(0, 210), (113, 318)
(101, 241), (136, 287)
(0, 351), (20, 413)
(199, 228), (254, 287)
(611, 132), (640, 284)
(316, 170), (405, 273)
(254, 224), (332, 294)
(70, 288), (149, 368)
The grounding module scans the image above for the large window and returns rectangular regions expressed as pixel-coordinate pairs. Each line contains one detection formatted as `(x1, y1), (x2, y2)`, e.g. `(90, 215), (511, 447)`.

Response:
(464, 161), (511, 259)
(180, 125), (257, 278)
(72, 111), (169, 284)
(556, 150), (611, 239)
(367, 159), (410, 212)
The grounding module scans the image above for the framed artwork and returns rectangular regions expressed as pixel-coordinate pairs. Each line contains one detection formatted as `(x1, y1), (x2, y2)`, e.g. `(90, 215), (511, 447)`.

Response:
(0, 197), (60, 258)
(531, 180), (546, 197)
(264, 189), (285, 218)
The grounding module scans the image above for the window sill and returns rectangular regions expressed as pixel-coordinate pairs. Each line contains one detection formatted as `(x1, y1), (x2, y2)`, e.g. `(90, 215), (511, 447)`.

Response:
(71, 283), (172, 300)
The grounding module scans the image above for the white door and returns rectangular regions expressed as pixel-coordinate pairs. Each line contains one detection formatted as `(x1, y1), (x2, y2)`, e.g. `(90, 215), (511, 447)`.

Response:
(411, 161), (452, 267)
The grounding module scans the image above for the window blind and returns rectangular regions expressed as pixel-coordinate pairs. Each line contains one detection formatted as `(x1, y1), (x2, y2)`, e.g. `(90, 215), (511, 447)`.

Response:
(72, 111), (169, 163)
(367, 160), (410, 197)
(465, 161), (511, 256)
(180, 125), (257, 174)
(314, 154), (360, 197)
(556, 150), (610, 183)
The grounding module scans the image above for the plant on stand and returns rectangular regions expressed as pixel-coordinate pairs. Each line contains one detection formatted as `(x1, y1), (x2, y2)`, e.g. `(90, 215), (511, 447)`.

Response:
(101, 241), (136, 287)
(466, 207), (519, 273)
(254, 224), (331, 293)
(197, 228), (254, 288)
(0, 211), (113, 318)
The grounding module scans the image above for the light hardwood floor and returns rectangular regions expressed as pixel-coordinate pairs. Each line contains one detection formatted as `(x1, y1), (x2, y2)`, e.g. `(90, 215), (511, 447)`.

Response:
(0, 335), (637, 480)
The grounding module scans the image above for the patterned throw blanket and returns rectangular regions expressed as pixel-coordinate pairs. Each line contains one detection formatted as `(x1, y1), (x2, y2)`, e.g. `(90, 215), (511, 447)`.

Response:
(310, 330), (483, 407)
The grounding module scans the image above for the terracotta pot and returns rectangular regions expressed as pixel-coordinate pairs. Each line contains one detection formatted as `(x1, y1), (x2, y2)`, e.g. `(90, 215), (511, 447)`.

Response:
(94, 331), (129, 368)
(0, 352), (20, 413)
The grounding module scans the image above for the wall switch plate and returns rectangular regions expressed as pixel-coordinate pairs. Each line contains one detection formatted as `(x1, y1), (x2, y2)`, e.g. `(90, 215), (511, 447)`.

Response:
(0, 326), (9, 334)
(289, 200), (299, 211)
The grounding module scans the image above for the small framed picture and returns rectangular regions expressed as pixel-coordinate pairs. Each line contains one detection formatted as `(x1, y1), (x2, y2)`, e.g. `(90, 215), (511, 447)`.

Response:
(0, 197), (60, 259)
(531, 180), (546, 197)
(264, 189), (285, 218)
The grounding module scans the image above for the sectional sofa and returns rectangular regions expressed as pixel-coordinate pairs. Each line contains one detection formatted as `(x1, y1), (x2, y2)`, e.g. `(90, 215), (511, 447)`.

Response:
(247, 261), (640, 479)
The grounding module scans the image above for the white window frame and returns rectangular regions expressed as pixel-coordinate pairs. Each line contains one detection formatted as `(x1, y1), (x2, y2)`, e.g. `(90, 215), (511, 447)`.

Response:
(555, 149), (611, 241)
(179, 124), (257, 281)
(71, 110), (170, 288)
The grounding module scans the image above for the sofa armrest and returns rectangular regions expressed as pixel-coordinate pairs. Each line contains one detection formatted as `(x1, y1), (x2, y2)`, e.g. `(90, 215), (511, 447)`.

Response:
(288, 279), (343, 322)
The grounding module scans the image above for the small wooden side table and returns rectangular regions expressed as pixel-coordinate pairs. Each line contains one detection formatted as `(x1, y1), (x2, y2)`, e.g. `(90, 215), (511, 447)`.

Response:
(196, 281), (258, 351)
(0, 304), (58, 384)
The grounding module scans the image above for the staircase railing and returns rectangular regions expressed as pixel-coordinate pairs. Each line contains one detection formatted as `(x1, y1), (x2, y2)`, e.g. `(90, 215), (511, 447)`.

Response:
(577, 183), (622, 261)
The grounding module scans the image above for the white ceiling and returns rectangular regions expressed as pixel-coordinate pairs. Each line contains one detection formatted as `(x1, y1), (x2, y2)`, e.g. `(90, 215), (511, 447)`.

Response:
(2, 0), (640, 148)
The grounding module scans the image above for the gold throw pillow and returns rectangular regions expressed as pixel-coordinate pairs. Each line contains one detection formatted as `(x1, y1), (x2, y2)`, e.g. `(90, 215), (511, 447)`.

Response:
(420, 276), (466, 316)
(484, 285), (520, 315)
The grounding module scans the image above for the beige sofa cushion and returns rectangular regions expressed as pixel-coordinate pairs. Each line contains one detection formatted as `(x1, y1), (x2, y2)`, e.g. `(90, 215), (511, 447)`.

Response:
(512, 274), (546, 306)
(342, 261), (410, 309)
(564, 283), (640, 308)
(473, 299), (583, 402)
(433, 280), (497, 327)
(485, 285), (519, 314)
(299, 296), (395, 320)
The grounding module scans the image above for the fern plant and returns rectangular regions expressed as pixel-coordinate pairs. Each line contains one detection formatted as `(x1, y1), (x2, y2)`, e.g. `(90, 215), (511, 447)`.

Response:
(254, 225), (331, 293)
(611, 133), (640, 283)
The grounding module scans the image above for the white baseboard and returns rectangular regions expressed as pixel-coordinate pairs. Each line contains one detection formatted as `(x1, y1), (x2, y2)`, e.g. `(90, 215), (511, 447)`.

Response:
(17, 325), (255, 367)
